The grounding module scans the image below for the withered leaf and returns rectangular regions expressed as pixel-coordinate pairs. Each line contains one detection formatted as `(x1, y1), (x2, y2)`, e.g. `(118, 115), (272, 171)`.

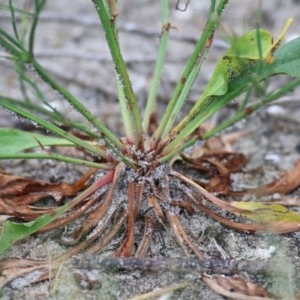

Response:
(181, 151), (247, 195)
(248, 160), (300, 196)
(0, 169), (95, 219)
(202, 275), (275, 300)
(0, 257), (64, 289)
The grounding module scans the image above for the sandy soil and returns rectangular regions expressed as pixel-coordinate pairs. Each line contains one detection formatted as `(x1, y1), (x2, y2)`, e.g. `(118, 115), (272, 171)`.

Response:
(0, 1), (300, 299)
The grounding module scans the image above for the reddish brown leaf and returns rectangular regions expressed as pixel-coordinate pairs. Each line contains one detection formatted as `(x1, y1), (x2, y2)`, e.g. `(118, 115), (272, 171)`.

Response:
(171, 199), (195, 215)
(0, 168), (95, 219)
(115, 181), (136, 257)
(181, 151), (247, 195)
(202, 275), (275, 300)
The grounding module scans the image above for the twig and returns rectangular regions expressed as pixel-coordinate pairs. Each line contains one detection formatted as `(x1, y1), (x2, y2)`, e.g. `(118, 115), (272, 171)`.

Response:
(72, 255), (290, 277)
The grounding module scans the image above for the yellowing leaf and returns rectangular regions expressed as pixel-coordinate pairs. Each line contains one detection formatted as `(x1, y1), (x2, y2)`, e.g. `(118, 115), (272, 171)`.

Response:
(265, 18), (293, 64)
(200, 18), (293, 101)
(232, 201), (300, 223)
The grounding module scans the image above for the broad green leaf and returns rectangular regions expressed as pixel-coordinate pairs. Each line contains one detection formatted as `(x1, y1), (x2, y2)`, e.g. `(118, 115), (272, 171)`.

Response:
(161, 21), (300, 156)
(0, 128), (74, 153)
(232, 201), (300, 223)
(271, 36), (300, 77)
(0, 205), (66, 255)
(201, 18), (293, 100)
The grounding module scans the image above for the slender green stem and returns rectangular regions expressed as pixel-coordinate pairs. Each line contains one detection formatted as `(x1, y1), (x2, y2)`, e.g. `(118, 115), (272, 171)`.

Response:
(16, 62), (31, 102)
(0, 153), (111, 169)
(117, 77), (133, 138)
(159, 0), (220, 140)
(202, 77), (300, 140)
(31, 60), (126, 153)
(3, 96), (65, 123)
(0, 96), (108, 159)
(1, 95), (137, 167)
(159, 83), (246, 162)
(0, 5), (137, 167)
(0, 24), (24, 50)
(14, 61), (66, 121)
(143, 0), (170, 133)
(153, 0), (228, 144)
(8, 0), (19, 40)
(160, 77), (300, 163)
(93, 0), (143, 147)
(237, 87), (252, 113)
(3, 96), (101, 140)
(28, 0), (46, 55)
(0, 20), (127, 156)
(0, 27), (24, 57)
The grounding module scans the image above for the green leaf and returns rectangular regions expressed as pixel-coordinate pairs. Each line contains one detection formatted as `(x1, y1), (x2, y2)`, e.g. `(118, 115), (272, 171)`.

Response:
(0, 128), (74, 153)
(201, 18), (293, 100)
(271, 36), (300, 77)
(161, 19), (299, 157)
(0, 205), (66, 255)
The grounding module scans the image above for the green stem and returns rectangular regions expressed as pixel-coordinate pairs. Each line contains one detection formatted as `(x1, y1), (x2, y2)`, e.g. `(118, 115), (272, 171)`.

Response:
(0, 27), (24, 57)
(143, 0), (170, 133)
(153, 0), (228, 144)
(117, 78), (133, 138)
(159, 83), (246, 162)
(93, 0), (143, 147)
(160, 77), (300, 163)
(203, 77), (300, 140)
(0, 96), (109, 159)
(31, 60), (123, 150)
(8, 0), (19, 41)
(0, 23), (125, 155)
(28, 0), (46, 55)
(0, 153), (111, 169)
(3, 96), (66, 123)
(14, 62), (67, 121)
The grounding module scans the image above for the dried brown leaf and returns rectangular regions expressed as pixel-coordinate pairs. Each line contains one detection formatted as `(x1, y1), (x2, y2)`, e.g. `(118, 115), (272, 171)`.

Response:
(0, 258), (50, 288)
(181, 151), (247, 195)
(116, 181), (136, 257)
(0, 169), (95, 219)
(202, 275), (275, 300)
(248, 160), (300, 196)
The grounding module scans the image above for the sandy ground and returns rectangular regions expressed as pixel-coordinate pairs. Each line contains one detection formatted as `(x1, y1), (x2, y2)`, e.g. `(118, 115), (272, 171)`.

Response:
(0, 0), (300, 299)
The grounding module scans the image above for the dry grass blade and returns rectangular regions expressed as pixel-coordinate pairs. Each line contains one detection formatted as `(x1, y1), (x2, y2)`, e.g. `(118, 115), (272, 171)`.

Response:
(88, 210), (127, 254)
(166, 211), (204, 259)
(191, 198), (260, 233)
(171, 170), (247, 214)
(135, 216), (155, 258)
(57, 207), (119, 260)
(194, 198), (300, 233)
(38, 192), (100, 234)
(266, 196), (300, 206)
(115, 181), (136, 256)
(148, 195), (164, 220)
(57, 164), (123, 244)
